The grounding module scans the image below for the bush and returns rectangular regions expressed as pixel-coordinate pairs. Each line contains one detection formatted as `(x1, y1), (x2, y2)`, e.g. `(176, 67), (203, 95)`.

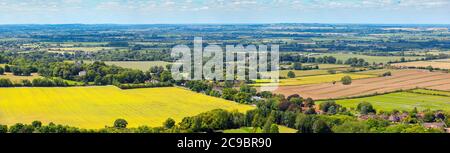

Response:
(287, 71), (296, 78)
(341, 76), (352, 85)
(312, 120), (332, 133)
(0, 124), (7, 133)
(382, 71), (392, 77)
(163, 118), (176, 129)
(114, 119), (128, 129)
(357, 102), (376, 115)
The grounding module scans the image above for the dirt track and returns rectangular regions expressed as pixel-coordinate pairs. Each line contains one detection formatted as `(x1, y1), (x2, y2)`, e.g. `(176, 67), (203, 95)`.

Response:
(270, 69), (450, 100)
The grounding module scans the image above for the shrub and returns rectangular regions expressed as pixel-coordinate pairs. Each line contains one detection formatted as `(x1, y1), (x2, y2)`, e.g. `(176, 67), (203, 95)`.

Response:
(341, 76), (352, 85)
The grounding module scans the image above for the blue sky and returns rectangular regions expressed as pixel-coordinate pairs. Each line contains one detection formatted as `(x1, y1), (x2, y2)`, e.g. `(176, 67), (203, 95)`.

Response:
(0, 0), (449, 24)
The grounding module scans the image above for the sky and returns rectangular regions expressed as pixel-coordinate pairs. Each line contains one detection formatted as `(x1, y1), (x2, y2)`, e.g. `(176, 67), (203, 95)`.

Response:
(0, 0), (449, 24)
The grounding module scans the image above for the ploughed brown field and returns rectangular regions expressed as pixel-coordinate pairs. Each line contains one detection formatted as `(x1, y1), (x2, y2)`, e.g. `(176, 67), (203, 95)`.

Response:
(391, 60), (450, 69)
(269, 69), (450, 100)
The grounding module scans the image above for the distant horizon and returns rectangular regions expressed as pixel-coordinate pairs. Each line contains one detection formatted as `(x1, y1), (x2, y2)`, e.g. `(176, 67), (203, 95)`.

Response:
(0, 0), (449, 25)
(1, 23), (450, 26)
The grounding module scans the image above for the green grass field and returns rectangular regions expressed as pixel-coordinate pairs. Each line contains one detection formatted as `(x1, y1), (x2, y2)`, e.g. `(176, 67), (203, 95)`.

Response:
(332, 91), (450, 111)
(0, 86), (253, 129)
(254, 73), (376, 86)
(409, 89), (450, 97)
(311, 53), (423, 64)
(223, 126), (297, 133)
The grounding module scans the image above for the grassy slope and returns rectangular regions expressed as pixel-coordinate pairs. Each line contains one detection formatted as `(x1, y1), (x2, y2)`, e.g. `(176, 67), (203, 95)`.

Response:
(0, 86), (253, 129)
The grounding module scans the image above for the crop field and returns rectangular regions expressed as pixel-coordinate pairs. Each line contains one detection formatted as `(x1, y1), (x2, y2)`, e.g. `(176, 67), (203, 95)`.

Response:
(331, 91), (450, 111)
(223, 126), (297, 133)
(0, 86), (253, 129)
(317, 64), (351, 69)
(0, 73), (42, 83)
(276, 64), (351, 78)
(409, 89), (450, 97)
(392, 61), (450, 69)
(82, 61), (171, 71)
(310, 53), (424, 64)
(271, 69), (450, 100)
(48, 47), (123, 52)
(254, 73), (376, 86)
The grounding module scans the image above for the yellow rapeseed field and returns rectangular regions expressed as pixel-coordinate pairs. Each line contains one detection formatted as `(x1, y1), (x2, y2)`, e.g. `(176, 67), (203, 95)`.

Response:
(0, 86), (253, 129)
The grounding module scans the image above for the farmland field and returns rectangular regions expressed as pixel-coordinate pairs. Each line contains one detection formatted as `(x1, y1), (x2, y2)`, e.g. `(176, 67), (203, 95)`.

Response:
(310, 53), (424, 64)
(82, 61), (171, 71)
(392, 61), (450, 69)
(276, 64), (351, 78)
(254, 73), (376, 86)
(48, 47), (123, 52)
(0, 73), (42, 83)
(330, 91), (450, 111)
(270, 69), (450, 100)
(0, 86), (253, 129)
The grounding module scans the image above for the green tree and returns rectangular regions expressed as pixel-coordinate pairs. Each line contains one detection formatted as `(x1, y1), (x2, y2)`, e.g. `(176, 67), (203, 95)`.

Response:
(262, 113), (275, 133)
(295, 114), (315, 133)
(160, 71), (173, 82)
(114, 119), (128, 129)
(287, 71), (296, 78)
(0, 124), (7, 133)
(341, 76), (352, 85)
(32, 121), (42, 128)
(269, 124), (279, 133)
(304, 98), (315, 107)
(0, 78), (13, 87)
(163, 118), (176, 129)
(357, 102), (376, 115)
(4, 65), (10, 72)
(0, 67), (4, 75)
(312, 120), (332, 133)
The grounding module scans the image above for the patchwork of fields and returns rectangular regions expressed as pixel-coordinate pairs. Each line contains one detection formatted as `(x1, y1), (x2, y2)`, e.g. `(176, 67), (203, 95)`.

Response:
(331, 89), (450, 111)
(0, 86), (253, 129)
(271, 69), (450, 100)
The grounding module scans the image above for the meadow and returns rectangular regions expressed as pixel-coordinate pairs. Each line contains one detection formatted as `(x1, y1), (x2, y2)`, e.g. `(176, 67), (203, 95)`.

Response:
(331, 91), (450, 111)
(0, 86), (253, 129)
